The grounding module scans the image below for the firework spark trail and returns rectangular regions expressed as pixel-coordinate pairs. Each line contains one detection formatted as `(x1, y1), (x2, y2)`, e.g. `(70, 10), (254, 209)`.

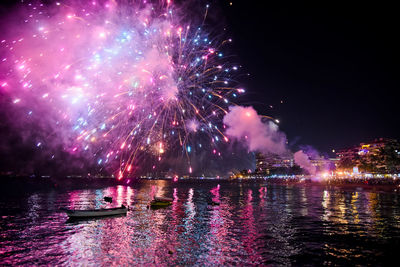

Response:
(0, 0), (243, 177)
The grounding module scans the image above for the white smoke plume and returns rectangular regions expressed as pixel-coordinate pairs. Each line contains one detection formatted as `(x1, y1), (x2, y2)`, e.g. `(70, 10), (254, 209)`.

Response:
(223, 106), (287, 155)
(294, 150), (316, 175)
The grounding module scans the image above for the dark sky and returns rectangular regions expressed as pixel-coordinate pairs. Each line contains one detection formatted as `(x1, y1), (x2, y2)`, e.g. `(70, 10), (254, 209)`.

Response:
(218, 0), (399, 155)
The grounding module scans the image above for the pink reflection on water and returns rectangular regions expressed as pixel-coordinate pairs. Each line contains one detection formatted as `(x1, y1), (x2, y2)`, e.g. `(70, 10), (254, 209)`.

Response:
(169, 187), (184, 257)
(68, 190), (97, 209)
(173, 187), (178, 203)
(241, 189), (262, 263)
(171, 187), (185, 231)
(259, 186), (267, 207)
(203, 184), (234, 265)
(150, 185), (157, 199)
(126, 186), (134, 206)
(210, 184), (220, 204)
(116, 185), (124, 206)
(185, 188), (196, 233)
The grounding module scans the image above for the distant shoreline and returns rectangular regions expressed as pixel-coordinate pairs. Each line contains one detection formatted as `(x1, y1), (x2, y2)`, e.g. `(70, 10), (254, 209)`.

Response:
(1, 176), (399, 194)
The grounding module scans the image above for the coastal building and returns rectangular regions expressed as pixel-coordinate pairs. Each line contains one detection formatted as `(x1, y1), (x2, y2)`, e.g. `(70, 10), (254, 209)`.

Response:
(310, 157), (331, 172)
(329, 157), (340, 169)
(336, 138), (400, 173)
(255, 152), (294, 174)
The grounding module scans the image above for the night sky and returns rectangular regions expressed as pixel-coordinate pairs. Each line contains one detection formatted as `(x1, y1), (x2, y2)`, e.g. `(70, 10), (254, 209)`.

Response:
(219, 0), (399, 155)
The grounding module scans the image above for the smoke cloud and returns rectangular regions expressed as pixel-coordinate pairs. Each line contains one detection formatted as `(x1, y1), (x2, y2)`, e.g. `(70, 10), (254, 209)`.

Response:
(223, 106), (287, 155)
(294, 150), (316, 175)
(223, 106), (328, 176)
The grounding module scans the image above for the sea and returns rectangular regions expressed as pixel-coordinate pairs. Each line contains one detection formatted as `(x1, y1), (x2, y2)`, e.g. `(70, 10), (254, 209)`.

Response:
(1, 179), (400, 266)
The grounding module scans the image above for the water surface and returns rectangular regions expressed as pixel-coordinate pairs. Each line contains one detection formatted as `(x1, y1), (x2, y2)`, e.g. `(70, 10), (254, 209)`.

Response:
(1, 179), (400, 265)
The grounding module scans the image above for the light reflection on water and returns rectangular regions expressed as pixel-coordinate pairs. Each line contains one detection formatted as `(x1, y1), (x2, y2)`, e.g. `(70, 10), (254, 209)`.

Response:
(1, 180), (400, 265)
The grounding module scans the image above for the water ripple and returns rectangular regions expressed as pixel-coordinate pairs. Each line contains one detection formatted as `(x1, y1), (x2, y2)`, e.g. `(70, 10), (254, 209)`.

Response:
(1, 181), (400, 265)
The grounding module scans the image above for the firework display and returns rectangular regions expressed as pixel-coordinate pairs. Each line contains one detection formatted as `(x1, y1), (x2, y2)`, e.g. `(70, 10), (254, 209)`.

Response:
(0, 0), (243, 177)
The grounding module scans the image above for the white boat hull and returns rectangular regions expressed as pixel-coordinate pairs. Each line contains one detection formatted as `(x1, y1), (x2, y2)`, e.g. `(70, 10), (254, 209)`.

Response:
(65, 206), (127, 218)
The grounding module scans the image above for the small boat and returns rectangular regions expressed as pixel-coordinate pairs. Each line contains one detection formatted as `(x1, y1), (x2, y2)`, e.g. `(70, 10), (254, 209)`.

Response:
(64, 205), (128, 218)
(150, 196), (173, 208)
(154, 196), (173, 202)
